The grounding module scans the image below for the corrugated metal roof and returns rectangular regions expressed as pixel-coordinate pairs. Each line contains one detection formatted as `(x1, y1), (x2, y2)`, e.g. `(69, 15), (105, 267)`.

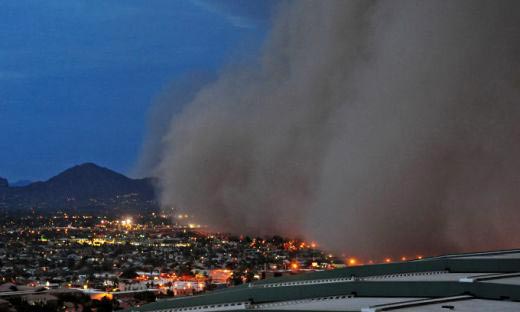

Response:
(126, 249), (520, 312)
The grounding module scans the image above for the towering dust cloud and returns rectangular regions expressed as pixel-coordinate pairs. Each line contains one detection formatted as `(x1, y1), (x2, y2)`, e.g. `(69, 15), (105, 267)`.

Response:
(145, 1), (520, 257)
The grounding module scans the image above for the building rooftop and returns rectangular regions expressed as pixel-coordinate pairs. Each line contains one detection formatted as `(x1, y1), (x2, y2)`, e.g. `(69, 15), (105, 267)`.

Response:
(126, 249), (520, 311)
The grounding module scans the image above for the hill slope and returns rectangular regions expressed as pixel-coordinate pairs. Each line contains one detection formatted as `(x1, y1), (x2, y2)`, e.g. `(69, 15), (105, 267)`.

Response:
(0, 163), (158, 215)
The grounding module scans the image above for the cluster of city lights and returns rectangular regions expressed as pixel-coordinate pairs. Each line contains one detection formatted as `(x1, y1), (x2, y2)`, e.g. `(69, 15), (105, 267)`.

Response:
(346, 255), (424, 266)
(121, 217), (132, 227)
(283, 240), (318, 252)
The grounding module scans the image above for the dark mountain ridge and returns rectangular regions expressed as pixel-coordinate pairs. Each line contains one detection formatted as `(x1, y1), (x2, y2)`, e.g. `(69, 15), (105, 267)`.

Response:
(0, 163), (158, 215)
(0, 177), (7, 188)
(10, 179), (32, 187)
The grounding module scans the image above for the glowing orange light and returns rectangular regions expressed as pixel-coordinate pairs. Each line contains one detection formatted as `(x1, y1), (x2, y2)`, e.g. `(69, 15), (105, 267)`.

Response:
(384, 258), (392, 263)
(290, 262), (300, 270)
(91, 293), (113, 301)
(348, 258), (358, 266)
(417, 255), (423, 260)
(401, 256), (407, 261)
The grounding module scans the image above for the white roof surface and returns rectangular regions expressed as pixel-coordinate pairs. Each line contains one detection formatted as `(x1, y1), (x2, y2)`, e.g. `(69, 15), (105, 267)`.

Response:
(394, 298), (520, 312)
(362, 271), (491, 282)
(484, 276), (520, 285)
(454, 252), (520, 259)
(255, 296), (422, 311)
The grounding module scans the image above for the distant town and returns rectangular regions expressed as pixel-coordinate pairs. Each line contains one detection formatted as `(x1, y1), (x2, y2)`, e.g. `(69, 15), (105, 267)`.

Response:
(0, 164), (427, 311)
(0, 212), (342, 311)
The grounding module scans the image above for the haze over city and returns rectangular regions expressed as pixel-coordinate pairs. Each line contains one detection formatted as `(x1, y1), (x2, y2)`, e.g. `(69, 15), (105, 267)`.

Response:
(1, 1), (520, 311)
(148, 0), (520, 258)
(3, 0), (520, 256)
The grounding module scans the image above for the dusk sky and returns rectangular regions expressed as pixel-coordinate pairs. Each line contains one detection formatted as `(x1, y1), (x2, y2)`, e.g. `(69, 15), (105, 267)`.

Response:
(0, 0), (274, 182)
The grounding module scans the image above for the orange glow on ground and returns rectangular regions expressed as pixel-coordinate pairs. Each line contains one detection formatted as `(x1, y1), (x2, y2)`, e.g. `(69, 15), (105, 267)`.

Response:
(347, 258), (359, 266)
(91, 293), (113, 301)
(209, 269), (233, 283)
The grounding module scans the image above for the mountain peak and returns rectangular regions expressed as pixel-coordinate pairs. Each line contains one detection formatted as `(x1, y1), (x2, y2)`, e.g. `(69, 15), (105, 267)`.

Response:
(0, 163), (157, 214)
(76, 162), (100, 168)
(66, 162), (111, 172)
(52, 162), (126, 182)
